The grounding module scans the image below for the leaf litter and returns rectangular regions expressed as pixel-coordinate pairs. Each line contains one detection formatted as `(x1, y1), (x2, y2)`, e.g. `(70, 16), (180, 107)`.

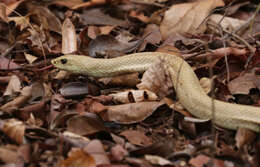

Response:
(0, 0), (260, 166)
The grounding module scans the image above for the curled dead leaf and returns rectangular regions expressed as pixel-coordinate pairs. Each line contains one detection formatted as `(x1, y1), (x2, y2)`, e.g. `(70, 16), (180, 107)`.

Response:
(101, 101), (164, 124)
(235, 128), (256, 149)
(0, 119), (26, 144)
(3, 75), (21, 96)
(0, 86), (32, 113)
(109, 89), (158, 103)
(137, 58), (172, 98)
(160, 0), (224, 39)
(83, 139), (110, 165)
(62, 18), (77, 54)
(60, 149), (96, 167)
(67, 113), (108, 136)
(208, 14), (246, 32)
(120, 130), (152, 147)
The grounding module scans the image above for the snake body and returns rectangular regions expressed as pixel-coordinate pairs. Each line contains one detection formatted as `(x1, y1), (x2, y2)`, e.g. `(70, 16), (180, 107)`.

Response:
(51, 52), (260, 132)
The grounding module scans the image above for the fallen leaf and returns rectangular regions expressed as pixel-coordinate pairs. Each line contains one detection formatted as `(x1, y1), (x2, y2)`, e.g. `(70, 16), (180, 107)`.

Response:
(61, 131), (90, 148)
(59, 82), (89, 98)
(81, 8), (127, 26)
(0, 146), (25, 165)
(137, 57), (173, 98)
(83, 139), (110, 165)
(0, 0), (27, 20)
(145, 155), (173, 166)
(208, 14), (246, 32)
(50, 0), (105, 10)
(228, 72), (260, 94)
(60, 149), (96, 167)
(8, 15), (30, 30)
(160, 0), (224, 39)
(0, 119), (26, 144)
(120, 130), (152, 146)
(129, 10), (150, 23)
(0, 56), (21, 70)
(24, 53), (37, 64)
(0, 86), (32, 113)
(235, 128), (256, 149)
(102, 101), (164, 124)
(67, 113), (108, 136)
(3, 75), (21, 96)
(110, 144), (128, 162)
(189, 155), (224, 167)
(88, 34), (141, 58)
(62, 18), (77, 54)
(28, 4), (62, 33)
(99, 73), (140, 87)
(109, 90), (158, 103)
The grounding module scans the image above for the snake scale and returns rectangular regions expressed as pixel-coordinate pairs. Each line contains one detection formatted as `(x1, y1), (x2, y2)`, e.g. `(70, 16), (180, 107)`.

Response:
(51, 52), (260, 132)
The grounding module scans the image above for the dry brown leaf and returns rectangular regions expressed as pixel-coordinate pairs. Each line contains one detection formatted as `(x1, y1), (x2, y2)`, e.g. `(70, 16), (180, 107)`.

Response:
(228, 73), (260, 94)
(144, 155), (173, 166)
(208, 14), (246, 32)
(51, 0), (105, 10)
(235, 128), (256, 149)
(160, 0), (225, 39)
(189, 155), (224, 167)
(83, 139), (110, 165)
(143, 24), (162, 45)
(109, 90), (158, 103)
(62, 18), (77, 54)
(0, 146), (25, 165)
(67, 113), (108, 136)
(102, 101), (164, 124)
(3, 75), (21, 96)
(99, 73), (140, 87)
(0, 0), (26, 20)
(8, 15), (30, 30)
(129, 10), (150, 23)
(0, 119), (26, 144)
(60, 149), (96, 167)
(120, 130), (152, 147)
(0, 56), (21, 70)
(53, 70), (70, 80)
(110, 144), (128, 162)
(61, 131), (90, 148)
(59, 82), (89, 98)
(80, 8), (127, 26)
(24, 53), (37, 64)
(28, 5), (62, 33)
(137, 58), (172, 98)
(0, 86), (32, 113)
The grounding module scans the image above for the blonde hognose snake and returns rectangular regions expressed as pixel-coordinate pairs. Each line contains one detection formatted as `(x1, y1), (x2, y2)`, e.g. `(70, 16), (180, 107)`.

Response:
(51, 52), (260, 132)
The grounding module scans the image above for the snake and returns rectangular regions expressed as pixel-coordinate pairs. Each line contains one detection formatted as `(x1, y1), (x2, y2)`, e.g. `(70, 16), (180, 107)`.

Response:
(51, 52), (260, 132)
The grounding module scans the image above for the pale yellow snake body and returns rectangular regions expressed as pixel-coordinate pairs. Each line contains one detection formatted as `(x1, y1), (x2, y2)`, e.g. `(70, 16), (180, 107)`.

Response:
(52, 52), (260, 132)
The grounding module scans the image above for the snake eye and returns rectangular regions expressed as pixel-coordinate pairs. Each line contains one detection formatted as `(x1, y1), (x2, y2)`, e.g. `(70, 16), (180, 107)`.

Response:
(60, 59), (67, 64)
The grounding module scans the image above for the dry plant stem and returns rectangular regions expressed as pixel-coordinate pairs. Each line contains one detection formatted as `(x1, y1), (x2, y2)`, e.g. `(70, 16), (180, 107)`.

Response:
(248, 2), (260, 34)
(2, 4), (47, 65)
(222, 29), (255, 68)
(182, 47), (246, 60)
(216, 24), (230, 82)
(208, 22), (255, 68)
(52, 52), (260, 132)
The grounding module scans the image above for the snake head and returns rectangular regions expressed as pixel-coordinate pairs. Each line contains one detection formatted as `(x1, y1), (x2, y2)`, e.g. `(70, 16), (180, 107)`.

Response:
(51, 55), (85, 74)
